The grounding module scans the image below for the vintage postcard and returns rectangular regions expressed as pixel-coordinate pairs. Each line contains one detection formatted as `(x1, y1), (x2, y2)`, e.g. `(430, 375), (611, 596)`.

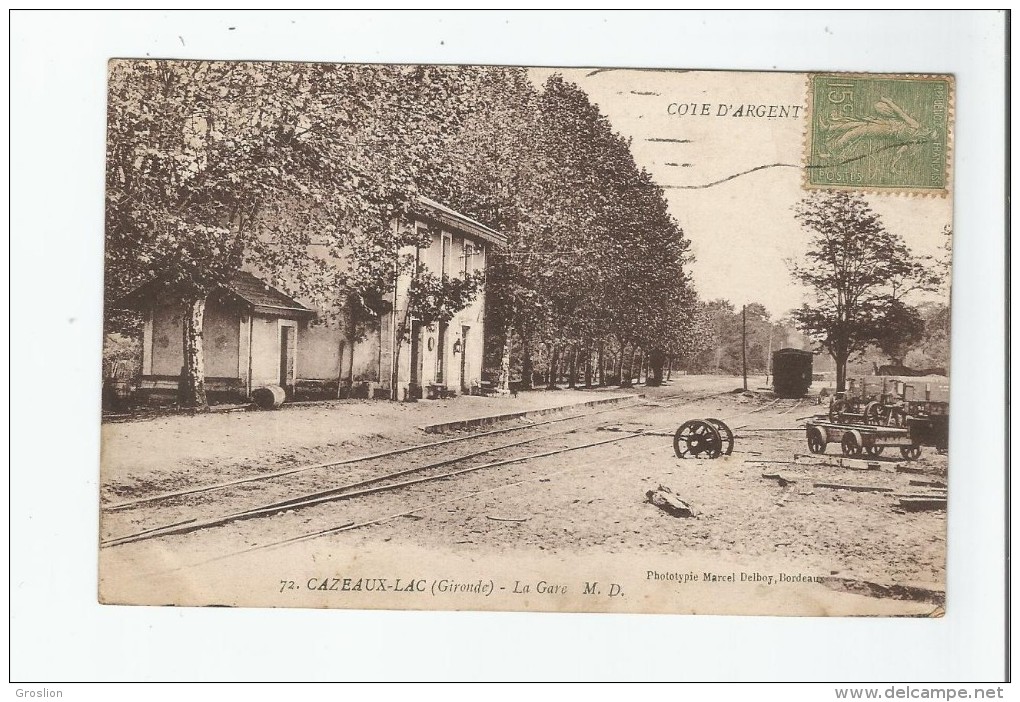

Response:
(99, 62), (953, 616)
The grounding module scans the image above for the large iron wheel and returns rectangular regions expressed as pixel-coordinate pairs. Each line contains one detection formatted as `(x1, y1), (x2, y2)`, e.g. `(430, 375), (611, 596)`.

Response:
(863, 402), (882, 425)
(900, 445), (922, 460)
(807, 427), (827, 454)
(674, 420), (723, 459)
(704, 418), (734, 456)
(863, 445), (885, 457)
(841, 432), (863, 457)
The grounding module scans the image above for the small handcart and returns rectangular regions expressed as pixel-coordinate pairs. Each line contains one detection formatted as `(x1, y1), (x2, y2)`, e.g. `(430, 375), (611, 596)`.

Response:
(804, 419), (923, 460)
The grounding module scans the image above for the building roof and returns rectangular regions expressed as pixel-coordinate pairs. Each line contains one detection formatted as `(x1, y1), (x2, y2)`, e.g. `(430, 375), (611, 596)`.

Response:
(416, 195), (508, 246)
(114, 270), (316, 320)
(220, 271), (317, 318)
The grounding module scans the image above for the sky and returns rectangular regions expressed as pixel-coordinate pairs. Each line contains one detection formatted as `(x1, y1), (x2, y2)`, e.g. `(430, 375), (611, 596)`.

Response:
(528, 68), (953, 319)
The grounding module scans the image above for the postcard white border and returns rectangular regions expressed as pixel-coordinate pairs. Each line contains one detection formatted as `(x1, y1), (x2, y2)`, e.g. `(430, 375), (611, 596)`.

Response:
(9, 9), (1009, 684)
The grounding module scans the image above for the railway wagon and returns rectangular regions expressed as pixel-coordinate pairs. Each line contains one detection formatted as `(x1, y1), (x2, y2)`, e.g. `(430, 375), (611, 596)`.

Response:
(772, 348), (813, 398)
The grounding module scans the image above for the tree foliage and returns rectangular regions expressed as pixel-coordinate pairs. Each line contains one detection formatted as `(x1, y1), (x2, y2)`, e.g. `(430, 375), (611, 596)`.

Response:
(107, 61), (489, 407)
(106, 62), (704, 404)
(431, 73), (700, 389)
(686, 300), (792, 375)
(406, 271), (485, 327)
(788, 191), (941, 390)
(903, 302), (951, 370)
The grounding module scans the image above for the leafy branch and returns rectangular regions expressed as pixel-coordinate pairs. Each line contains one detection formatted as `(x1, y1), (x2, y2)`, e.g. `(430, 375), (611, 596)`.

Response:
(406, 270), (484, 328)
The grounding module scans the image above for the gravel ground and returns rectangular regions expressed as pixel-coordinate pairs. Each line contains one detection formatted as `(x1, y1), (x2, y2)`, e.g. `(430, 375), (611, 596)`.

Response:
(100, 385), (642, 496)
(98, 375), (947, 616)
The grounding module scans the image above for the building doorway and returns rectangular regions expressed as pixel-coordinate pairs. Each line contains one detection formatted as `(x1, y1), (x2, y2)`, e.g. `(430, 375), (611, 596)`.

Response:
(279, 324), (296, 398)
(460, 325), (470, 393)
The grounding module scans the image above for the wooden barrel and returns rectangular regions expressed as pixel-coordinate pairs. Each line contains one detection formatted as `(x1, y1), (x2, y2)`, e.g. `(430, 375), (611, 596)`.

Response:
(251, 385), (286, 410)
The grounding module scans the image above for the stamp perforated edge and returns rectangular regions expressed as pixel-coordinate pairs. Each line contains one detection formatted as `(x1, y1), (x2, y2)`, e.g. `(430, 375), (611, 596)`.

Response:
(802, 72), (955, 198)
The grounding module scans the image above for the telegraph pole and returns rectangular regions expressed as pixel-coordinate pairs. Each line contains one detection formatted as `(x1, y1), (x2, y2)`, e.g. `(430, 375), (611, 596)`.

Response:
(742, 304), (748, 391)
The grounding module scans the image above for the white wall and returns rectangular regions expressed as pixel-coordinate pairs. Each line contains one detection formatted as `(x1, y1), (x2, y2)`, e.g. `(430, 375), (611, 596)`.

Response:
(149, 299), (239, 378)
(249, 315), (281, 387)
(300, 321), (344, 381)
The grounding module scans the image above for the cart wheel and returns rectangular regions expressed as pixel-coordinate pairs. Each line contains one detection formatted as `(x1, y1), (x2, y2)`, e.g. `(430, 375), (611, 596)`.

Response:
(807, 428), (826, 454)
(828, 399), (846, 423)
(863, 445), (885, 457)
(899, 445), (922, 460)
(674, 420), (723, 459)
(863, 402), (882, 425)
(841, 432), (863, 457)
(704, 418), (734, 456)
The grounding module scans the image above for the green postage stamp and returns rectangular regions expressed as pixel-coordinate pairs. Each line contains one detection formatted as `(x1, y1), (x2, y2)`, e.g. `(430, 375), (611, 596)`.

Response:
(806, 73), (953, 193)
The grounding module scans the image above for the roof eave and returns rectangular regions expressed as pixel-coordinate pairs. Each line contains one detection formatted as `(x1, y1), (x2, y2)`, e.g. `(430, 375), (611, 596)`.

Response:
(250, 303), (317, 320)
(415, 196), (508, 247)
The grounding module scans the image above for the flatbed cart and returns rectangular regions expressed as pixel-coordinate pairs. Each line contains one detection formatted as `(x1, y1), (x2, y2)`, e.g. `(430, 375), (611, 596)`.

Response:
(804, 419), (923, 460)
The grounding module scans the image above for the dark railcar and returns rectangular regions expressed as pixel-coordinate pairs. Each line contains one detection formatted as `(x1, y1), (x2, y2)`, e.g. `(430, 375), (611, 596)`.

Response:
(772, 348), (813, 398)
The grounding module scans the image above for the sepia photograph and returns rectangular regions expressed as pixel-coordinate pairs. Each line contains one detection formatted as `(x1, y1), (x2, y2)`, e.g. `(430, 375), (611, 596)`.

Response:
(9, 10), (1007, 687)
(98, 61), (954, 616)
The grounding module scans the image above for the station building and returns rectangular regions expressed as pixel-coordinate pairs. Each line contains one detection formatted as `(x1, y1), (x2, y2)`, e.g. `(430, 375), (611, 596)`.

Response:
(116, 196), (506, 403)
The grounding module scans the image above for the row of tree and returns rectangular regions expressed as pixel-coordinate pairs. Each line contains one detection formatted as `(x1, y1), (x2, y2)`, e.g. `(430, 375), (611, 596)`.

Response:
(684, 301), (795, 376)
(105, 62), (702, 408)
(105, 61), (949, 405)
(431, 71), (703, 392)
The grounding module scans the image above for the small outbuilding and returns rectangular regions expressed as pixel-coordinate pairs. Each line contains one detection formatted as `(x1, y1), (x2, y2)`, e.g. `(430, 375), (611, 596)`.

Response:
(117, 271), (318, 402)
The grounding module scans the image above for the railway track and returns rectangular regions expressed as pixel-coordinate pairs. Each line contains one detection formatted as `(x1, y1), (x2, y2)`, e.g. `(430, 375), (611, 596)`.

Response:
(101, 387), (738, 549)
(223, 438), (674, 562)
(103, 386), (734, 512)
(101, 428), (647, 548)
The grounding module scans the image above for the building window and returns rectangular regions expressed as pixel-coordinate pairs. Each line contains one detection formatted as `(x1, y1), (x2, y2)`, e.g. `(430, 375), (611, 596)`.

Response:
(414, 226), (428, 277)
(441, 233), (452, 278)
(462, 241), (474, 274)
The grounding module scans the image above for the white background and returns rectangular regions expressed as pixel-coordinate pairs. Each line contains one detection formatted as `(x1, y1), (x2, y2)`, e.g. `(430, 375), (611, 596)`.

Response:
(8, 10), (1009, 687)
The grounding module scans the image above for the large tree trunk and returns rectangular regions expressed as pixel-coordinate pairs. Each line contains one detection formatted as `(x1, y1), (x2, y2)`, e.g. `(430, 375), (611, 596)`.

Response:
(547, 344), (560, 390)
(345, 305), (357, 397)
(389, 304), (409, 401)
(598, 341), (606, 386)
(521, 333), (533, 390)
(496, 321), (513, 395)
(614, 341), (625, 386)
(179, 294), (209, 412)
(336, 335), (347, 399)
(666, 356), (673, 382)
(835, 352), (848, 392)
(568, 345), (578, 389)
(647, 349), (666, 387)
(622, 345), (637, 387)
(584, 345), (593, 389)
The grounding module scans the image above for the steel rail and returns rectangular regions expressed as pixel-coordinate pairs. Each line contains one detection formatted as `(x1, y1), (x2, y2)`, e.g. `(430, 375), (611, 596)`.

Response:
(100, 430), (649, 549)
(202, 434), (660, 564)
(104, 389), (731, 511)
